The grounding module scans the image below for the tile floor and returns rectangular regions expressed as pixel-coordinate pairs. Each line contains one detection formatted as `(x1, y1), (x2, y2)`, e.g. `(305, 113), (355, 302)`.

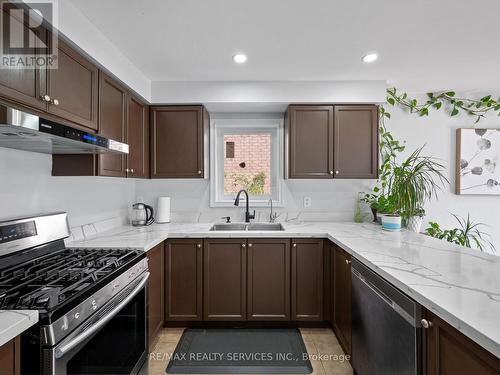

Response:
(148, 327), (353, 375)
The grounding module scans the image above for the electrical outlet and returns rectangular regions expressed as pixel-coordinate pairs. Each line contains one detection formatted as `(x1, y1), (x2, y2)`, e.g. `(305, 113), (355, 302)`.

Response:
(303, 196), (312, 208)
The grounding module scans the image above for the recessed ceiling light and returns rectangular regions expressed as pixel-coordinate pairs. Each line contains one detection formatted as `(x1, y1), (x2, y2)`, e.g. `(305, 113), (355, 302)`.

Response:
(362, 53), (378, 63)
(233, 53), (248, 64)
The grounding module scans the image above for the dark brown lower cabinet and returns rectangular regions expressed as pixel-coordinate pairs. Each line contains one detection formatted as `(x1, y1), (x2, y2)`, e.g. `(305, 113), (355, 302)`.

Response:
(291, 239), (324, 321)
(147, 243), (164, 345)
(204, 239), (247, 320)
(247, 239), (290, 321)
(0, 337), (20, 375)
(165, 239), (203, 321)
(425, 311), (500, 375)
(333, 245), (352, 355)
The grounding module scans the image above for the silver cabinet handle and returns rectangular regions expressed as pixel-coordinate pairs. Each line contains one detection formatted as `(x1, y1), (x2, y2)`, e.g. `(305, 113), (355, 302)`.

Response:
(242, 243), (246, 248)
(421, 319), (433, 329)
(197, 243), (201, 248)
(130, 169), (134, 173)
(335, 170), (340, 174)
(197, 170), (202, 174)
(293, 243), (297, 247)
(51, 98), (60, 106)
(125, 168), (130, 173)
(329, 171), (334, 175)
(345, 259), (351, 265)
(40, 94), (51, 102)
(55, 272), (149, 358)
(248, 243), (253, 247)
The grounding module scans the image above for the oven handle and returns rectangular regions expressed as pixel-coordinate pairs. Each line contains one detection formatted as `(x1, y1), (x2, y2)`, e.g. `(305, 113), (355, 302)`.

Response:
(55, 272), (150, 359)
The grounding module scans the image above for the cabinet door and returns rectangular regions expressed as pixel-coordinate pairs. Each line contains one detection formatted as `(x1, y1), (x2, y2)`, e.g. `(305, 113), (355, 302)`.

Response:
(0, 337), (20, 375)
(147, 243), (164, 346)
(0, 5), (46, 111)
(98, 73), (127, 177)
(288, 105), (334, 178)
(291, 239), (324, 320)
(333, 246), (352, 355)
(47, 40), (98, 130)
(151, 106), (206, 178)
(425, 311), (500, 375)
(203, 239), (246, 320)
(165, 239), (203, 321)
(247, 239), (290, 321)
(333, 105), (378, 179)
(127, 94), (149, 178)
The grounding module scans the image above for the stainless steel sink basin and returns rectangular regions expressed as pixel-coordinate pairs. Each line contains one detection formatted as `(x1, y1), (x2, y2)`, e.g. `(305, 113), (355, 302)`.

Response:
(210, 223), (247, 231)
(209, 223), (284, 231)
(247, 223), (284, 231)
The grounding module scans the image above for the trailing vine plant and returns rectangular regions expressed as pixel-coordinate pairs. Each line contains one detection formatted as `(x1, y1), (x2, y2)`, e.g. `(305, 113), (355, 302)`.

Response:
(365, 88), (500, 215)
(386, 88), (500, 123)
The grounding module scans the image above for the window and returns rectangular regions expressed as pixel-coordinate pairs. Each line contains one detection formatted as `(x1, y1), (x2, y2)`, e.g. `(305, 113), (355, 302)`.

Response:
(210, 118), (283, 207)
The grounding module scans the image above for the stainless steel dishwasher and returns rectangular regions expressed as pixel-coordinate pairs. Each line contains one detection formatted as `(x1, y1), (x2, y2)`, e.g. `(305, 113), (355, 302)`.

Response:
(351, 258), (423, 375)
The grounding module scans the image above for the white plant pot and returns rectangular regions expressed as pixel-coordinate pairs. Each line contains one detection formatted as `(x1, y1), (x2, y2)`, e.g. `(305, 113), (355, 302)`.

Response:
(381, 215), (402, 232)
(406, 216), (424, 233)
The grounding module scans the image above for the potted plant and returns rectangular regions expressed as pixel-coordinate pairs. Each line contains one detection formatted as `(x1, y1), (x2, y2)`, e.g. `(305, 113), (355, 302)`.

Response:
(388, 146), (448, 232)
(405, 207), (425, 233)
(379, 196), (402, 231)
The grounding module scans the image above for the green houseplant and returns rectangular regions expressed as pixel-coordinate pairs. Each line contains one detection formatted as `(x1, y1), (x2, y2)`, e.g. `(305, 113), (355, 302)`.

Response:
(425, 214), (495, 253)
(387, 146), (448, 232)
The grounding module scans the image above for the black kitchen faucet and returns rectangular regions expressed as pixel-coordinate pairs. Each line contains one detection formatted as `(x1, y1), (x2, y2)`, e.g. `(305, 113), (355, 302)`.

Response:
(234, 189), (255, 223)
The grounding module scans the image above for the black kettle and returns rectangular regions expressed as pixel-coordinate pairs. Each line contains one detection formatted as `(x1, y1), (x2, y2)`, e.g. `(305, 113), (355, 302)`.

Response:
(131, 203), (155, 226)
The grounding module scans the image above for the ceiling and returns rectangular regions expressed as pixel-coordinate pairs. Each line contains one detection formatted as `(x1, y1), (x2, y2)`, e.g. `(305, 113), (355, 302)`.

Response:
(67, 0), (500, 92)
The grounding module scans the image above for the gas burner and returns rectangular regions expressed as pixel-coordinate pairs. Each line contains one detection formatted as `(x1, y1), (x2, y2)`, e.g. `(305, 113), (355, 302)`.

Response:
(0, 247), (142, 311)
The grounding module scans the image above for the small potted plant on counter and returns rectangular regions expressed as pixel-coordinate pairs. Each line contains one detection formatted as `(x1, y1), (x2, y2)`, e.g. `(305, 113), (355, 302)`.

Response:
(379, 197), (402, 231)
(389, 146), (448, 232)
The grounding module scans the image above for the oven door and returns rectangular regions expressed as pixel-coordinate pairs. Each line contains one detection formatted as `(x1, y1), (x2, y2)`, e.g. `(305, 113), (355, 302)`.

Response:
(44, 272), (150, 375)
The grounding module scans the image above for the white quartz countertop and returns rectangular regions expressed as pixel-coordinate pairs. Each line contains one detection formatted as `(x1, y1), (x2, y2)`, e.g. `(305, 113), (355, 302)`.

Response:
(0, 310), (38, 347)
(67, 221), (500, 358)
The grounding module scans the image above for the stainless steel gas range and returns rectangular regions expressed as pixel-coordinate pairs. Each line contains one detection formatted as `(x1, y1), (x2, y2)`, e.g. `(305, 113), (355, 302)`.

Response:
(0, 213), (150, 375)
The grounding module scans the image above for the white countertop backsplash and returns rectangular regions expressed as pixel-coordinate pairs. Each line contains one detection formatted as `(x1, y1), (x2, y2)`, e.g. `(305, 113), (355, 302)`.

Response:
(66, 221), (500, 359)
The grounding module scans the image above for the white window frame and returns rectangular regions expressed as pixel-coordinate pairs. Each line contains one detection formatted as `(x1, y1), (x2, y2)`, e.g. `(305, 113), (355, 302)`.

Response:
(210, 118), (284, 207)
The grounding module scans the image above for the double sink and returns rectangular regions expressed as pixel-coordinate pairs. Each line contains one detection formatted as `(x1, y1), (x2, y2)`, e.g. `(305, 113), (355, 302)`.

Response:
(210, 223), (284, 231)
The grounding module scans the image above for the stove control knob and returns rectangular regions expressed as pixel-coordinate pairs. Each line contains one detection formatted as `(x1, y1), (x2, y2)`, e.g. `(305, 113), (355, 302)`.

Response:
(91, 300), (98, 310)
(74, 312), (80, 319)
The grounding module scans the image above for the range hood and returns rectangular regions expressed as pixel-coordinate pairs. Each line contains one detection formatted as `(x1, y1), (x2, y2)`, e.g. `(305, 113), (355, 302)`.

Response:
(0, 104), (129, 155)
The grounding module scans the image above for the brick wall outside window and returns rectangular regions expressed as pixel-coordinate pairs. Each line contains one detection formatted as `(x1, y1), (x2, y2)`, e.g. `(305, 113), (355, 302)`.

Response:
(223, 133), (271, 195)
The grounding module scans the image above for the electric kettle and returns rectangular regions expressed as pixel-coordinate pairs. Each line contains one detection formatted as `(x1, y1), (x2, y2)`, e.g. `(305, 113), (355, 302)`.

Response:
(131, 203), (155, 226)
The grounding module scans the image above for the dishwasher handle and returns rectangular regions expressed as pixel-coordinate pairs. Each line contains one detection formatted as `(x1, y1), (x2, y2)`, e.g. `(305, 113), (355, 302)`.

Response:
(352, 261), (420, 327)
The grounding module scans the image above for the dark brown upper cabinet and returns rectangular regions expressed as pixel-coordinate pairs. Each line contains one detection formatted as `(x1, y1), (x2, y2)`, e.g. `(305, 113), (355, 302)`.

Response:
(291, 239), (324, 321)
(333, 245), (352, 355)
(203, 239), (247, 321)
(288, 105), (334, 178)
(286, 104), (378, 179)
(165, 239), (203, 321)
(334, 105), (378, 178)
(0, 5), (47, 111)
(147, 242), (164, 345)
(150, 105), (208, 178)
(425, 311), (500, 375)
(46, 40), (99, 131)
(98, 72), (127, 177)
(247, 239), (290, 321)
(127, 94), (149, 179)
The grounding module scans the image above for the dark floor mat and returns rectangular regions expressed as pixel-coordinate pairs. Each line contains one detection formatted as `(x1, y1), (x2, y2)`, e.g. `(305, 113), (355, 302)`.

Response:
(166, 328), (312, 374)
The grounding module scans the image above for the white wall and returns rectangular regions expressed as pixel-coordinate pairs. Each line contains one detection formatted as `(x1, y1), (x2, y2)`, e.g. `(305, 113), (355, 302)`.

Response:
(0, 148), (136, 228)
(385, 93), (500, 254)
